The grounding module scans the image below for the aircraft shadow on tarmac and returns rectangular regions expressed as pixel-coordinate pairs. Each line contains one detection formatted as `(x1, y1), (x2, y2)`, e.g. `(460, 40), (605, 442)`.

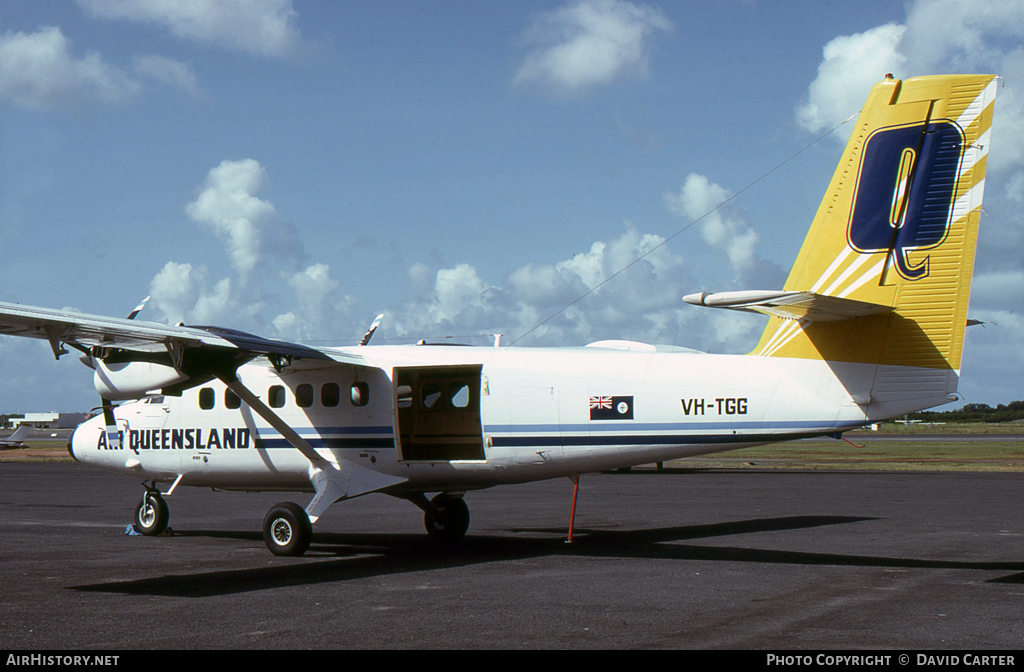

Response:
(68, 515), (1024, 598)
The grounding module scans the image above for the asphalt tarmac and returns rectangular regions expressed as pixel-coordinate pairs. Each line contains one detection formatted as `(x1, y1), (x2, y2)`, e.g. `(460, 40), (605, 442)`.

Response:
(1, 462), (1022, 650)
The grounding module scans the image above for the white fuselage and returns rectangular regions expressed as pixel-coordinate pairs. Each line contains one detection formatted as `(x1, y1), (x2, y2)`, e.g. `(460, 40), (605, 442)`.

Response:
(68, 343), (924, 495)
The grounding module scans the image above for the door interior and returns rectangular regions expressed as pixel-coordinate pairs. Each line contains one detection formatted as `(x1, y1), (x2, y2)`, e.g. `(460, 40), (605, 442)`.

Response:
(394, 365), (485, 461)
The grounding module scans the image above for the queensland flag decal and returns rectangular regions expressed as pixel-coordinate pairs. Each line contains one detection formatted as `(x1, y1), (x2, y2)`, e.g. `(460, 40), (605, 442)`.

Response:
(590, 395), (634, 420)
(847, 120), (965, 280)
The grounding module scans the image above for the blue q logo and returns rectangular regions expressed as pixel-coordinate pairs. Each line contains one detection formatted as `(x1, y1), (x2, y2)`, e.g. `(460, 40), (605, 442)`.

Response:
(848, 121), (965, 280)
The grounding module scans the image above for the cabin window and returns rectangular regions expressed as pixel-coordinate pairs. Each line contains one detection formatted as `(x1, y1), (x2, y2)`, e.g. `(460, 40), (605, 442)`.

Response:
(269, 385), (286, 408)
(420, 382), (443, 409)
(225, 389), (241, 410)
(396, 384), (413, 409)
(296, 384), (314, 408)
(199, 387), (215, 410)
(449, 382), (470, 409)
(350, 382), (369, 407)
(321, 382), (340, 407)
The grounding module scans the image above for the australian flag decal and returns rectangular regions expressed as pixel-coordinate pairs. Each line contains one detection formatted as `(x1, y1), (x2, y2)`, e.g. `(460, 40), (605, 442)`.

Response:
(589, 395), (634, 420)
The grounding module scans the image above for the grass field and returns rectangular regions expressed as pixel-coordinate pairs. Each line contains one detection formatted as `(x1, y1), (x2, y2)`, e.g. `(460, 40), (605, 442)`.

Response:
(659, 439), (1024, 472)
(0, 439), (73, 463)
(1, 423), (1021, 471)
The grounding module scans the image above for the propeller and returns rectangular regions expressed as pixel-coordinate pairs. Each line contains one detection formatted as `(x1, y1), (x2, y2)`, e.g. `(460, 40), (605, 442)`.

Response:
(72, 297), (151, 451)
(126, 295), (150, 321)
(359, 313), (384, 346)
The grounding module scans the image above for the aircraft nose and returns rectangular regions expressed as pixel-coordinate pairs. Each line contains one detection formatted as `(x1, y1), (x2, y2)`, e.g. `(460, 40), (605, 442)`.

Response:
(67, 425), (80, 462)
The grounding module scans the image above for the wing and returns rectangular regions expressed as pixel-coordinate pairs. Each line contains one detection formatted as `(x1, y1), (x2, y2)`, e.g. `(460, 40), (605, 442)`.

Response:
(0, 300), (368, 370)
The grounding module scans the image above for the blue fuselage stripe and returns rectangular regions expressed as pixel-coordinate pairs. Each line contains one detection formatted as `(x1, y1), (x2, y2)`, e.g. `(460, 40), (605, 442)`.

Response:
(488, 432), (824, 447)
(484, 421), (852, 433)
(248, 420), (850, 450)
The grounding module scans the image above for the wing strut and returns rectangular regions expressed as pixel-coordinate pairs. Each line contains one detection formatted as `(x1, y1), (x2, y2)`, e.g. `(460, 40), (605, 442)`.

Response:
(216, 373), (406, 522)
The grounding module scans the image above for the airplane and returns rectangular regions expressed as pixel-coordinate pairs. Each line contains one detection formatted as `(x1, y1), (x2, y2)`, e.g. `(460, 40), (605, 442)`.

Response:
(0, 73), (998, 556)
(0, 425), (30, 448)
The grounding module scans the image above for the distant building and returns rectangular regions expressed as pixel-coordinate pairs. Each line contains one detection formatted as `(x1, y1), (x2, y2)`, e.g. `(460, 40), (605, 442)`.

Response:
(12, 412), (88, 429)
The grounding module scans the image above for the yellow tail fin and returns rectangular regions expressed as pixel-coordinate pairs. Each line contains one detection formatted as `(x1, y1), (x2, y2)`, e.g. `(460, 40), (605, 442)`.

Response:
(754, 74), (997, 393)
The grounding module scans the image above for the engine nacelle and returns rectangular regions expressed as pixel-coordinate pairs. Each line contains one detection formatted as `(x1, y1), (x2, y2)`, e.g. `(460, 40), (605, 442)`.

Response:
(93, 360), (189, 400)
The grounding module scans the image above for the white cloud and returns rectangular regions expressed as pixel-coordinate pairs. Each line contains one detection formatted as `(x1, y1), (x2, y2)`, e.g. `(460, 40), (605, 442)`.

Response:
(78, 0), (304, 58)
(149, 261), (234, 326)
(389, 223), (768, 353)
(0, 26), (207, 112)
(664, 174), (784, 288)
(151, 163), (773, 355)
(0, 26), (140, 110)
(132, 54), (201, 97)
(288, 263), (337, 312)
(557, 241), (612, 290)
(902, 0), (1024, 73)
(149, 261), (202, 326)
(432, 264), (489, 322)
(408, 262), (436, 294)
(795, 23), (906, 135)
(664, 173), (728, 218)
(514, 0), (672, 97)
(274, 263), (353, 341)
(185, 159), (274, 277)
(149, 159), (358, 343)
(796, 1), (1024, 167)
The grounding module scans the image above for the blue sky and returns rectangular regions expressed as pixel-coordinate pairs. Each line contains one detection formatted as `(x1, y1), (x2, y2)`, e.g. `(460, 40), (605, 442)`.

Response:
(1, 0), (1023, 412)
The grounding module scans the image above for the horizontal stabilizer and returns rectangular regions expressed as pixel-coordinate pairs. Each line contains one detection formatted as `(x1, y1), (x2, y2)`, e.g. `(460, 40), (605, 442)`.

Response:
(683, 290), (892, 323)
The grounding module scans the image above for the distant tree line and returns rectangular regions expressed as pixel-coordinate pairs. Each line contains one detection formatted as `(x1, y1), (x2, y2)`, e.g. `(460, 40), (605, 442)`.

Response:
(911, 401), (1024, 424)
(0, 414), (23, 429)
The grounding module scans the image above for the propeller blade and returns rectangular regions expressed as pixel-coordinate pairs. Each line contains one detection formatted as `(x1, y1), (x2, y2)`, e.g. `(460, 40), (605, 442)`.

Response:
(101, 397), (121, 451)
(359, 313), (384, 346)
(126, 296), (150, 320)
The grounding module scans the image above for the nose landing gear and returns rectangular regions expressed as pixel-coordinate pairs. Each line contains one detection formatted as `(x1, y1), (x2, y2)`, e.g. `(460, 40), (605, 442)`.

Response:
(133, 488), (169, 536)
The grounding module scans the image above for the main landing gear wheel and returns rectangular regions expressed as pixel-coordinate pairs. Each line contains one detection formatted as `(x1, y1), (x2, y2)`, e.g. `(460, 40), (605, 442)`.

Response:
(133, 490), (169, 536)
(423, 493), (470, 543)
(263, 502), (312, 557)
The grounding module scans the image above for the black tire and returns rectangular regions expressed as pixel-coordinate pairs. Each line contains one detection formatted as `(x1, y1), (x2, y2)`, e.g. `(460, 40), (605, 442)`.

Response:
(263, 502), (312, 557)
(133, 492), (169, 536)
(423, 494), (470, 543)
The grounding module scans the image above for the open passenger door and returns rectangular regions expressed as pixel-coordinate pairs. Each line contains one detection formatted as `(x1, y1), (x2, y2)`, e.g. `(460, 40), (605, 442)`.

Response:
(394, 365), (485, 461)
